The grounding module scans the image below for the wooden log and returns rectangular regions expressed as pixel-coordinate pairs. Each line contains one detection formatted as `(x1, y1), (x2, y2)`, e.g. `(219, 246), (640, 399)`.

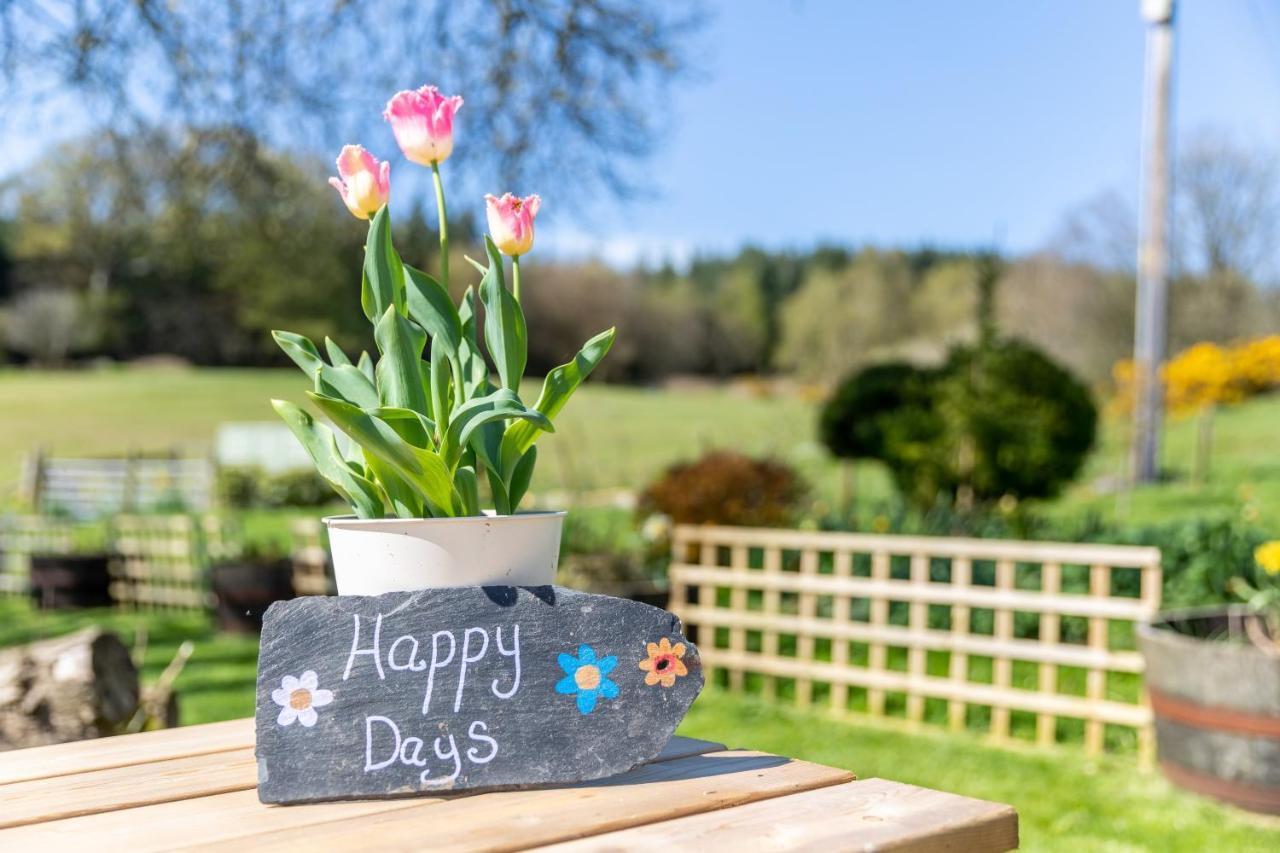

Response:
(0, 628), (139, 750)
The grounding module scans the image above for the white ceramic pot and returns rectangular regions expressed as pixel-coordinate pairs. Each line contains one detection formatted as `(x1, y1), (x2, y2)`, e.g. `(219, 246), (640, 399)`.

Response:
(323, 511), (566, 595)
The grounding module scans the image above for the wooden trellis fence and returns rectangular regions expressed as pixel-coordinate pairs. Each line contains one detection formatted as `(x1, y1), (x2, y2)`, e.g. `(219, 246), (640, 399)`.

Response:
(0, 517), (78, 595)
(669, 525), (1162, 759)
(290, 519), (335, 596)
(22, 451), (214, 520)
(109, 515), (230, 609)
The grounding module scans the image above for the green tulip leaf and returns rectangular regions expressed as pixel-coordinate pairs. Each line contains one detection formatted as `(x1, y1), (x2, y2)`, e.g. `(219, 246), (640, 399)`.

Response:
(273, 330), (324, 378)
(479, 236), (527, 393)
(443, 388), (551, 470)
(357, 351), (375, 384)
(324, 337), (353, 368)
(271, 399), (382, 518)
(454, 465), (480, 516)
(360, 206), (406, 321)
(508, 445), (537, 512)
(498, 326), (615, 479)
(405, 264), (463, 357)
(308, 392), (455, 516)
(430, 335), (453, 431)
(316, 363), (380, 410)
(373, 305), (429, 413)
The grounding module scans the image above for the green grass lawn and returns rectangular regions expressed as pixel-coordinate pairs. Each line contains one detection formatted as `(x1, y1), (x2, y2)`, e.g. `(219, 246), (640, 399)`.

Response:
(1, 365), (1276, 528)
(2, 596), (1276, 851)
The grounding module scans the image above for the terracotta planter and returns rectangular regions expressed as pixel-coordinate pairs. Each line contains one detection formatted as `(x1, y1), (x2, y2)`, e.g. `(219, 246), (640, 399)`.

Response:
(29, 553), (113, 609)
(1138, 606), (1280, 814)
(324, 511), (566, 595)
(210, 559), (295, 633)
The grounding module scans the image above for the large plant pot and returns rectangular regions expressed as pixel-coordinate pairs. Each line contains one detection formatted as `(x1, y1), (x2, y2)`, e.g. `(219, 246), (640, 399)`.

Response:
(324, 511), (567, 595)
(1138, 606), (1280, 814)
(210, 559), (295, 633)
(29, 553), (113, 609)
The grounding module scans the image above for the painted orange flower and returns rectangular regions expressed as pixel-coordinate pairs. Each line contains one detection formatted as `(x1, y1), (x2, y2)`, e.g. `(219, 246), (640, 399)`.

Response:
(639, 637), (688, 687)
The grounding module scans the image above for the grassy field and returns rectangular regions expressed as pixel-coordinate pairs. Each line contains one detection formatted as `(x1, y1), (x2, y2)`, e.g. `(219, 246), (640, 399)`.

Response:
(2, 596), (1276, 851)
(1, 364), (1278, 528)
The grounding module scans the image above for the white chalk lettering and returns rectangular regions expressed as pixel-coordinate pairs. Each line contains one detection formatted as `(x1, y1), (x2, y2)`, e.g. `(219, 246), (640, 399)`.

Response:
(420, 734), (462, 786)
(345, 614), (386, 681)
(364, 715), (399, 771)
(421, 630), (457, 714)
(399, 736), (428, 767)
(388, 635), (426, 672)
(467, 721), (498, 764)
(453, 627), (490, 713)
(492, 624), (521, 699)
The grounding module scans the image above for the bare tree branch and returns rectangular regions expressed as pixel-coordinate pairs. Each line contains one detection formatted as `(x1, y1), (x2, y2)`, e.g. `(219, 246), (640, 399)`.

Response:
(0, 0), (705, 206)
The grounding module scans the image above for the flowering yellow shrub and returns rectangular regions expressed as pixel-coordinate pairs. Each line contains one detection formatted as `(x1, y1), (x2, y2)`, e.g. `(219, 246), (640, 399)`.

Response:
(1162, 342), (1244, 415)
(1111, 334), (1280, 416)
(1257, 541), (1280, 576)
(1233, 335), (1280, 394)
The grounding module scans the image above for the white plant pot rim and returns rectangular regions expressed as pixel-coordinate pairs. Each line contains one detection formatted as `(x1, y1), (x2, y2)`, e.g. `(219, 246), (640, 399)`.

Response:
(324, 510), (566, 528)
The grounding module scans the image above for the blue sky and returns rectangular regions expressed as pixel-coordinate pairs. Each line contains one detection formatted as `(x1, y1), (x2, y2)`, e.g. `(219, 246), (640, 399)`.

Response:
(542, 0), (1280, 267)
(5, 1), (1279, 268)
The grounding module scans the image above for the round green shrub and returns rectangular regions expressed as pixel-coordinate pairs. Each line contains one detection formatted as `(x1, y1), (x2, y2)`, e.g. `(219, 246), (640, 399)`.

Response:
(823, 338), (1098, 507)
(820, 361), (930, 460)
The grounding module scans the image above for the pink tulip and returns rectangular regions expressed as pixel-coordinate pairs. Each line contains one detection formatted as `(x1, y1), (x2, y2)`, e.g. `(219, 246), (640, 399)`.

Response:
(328, 145), (390, 220)
(485, 193), (542, 256)
(383, 86), (464, 166)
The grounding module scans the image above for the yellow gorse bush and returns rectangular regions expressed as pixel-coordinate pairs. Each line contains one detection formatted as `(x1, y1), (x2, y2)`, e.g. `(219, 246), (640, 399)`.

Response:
(1256, 541), (1280, 577)
(1111, 334), (1280, 416)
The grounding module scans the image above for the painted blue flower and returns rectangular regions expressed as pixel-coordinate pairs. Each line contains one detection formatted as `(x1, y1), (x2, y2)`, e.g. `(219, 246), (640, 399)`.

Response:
(555, 644), (619, 714)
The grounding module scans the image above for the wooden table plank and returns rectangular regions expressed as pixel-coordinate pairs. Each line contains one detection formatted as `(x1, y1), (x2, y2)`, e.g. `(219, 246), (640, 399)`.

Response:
(0, 734), (724, 840)
(191, 751), (854, 853)
(0, 749), (259, 830)
(535, 777), (1018, 852)
(0, 718), (253, 786)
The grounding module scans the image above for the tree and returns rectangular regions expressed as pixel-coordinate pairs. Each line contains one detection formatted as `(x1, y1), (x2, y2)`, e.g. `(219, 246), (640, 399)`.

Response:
(1176, 129), (1280, 281)
(823, 340), (1098, 510)
(776, 251), (916, 381)
(0, 1), (704, 205)
(9, 130), (370, 363)
(2, 289), (98, 364)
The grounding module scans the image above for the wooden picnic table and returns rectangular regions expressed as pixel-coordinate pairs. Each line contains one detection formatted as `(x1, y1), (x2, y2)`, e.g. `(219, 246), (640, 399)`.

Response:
(0, 718), (1018, 851)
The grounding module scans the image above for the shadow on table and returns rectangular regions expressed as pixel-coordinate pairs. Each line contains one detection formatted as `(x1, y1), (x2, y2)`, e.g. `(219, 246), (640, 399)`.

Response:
(583, 752), (791, 788)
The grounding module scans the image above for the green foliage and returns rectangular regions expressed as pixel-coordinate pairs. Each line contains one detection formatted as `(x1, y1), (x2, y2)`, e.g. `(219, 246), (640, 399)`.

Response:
(818, 501), (1267, 611)
(820, 362), (928, 460)
(216, 466), (335, 510)
(939, 339), (1098, 501)
(1116, 516), (1270, 609)
(556, 506), (667, 593)
(826, 338), (1098, 508)
(638, 451), (808, 527)
(273, 207), (614, 519)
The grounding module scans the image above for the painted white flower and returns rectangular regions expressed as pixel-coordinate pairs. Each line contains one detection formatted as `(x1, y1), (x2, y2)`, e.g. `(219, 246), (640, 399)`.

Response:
(271, 670), (333, 727)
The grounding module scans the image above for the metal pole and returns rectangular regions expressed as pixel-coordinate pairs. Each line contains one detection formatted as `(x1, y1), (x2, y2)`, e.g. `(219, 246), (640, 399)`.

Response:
(1131, 0), (1175, 484)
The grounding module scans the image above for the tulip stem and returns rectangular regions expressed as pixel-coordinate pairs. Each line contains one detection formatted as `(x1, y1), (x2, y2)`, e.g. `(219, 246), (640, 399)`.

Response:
(511, 255), (522, 303)
(431, 161), (449, 287)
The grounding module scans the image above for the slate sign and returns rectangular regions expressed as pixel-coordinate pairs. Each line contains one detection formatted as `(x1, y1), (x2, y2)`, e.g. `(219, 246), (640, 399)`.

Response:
(254, 585), (703, 804)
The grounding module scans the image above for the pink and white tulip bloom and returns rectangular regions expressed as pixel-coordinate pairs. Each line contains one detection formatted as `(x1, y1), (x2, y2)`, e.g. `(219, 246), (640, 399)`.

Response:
(328, 145), (390, 220)
(383, 86), (464, 166)
(485, 193), (542, 256)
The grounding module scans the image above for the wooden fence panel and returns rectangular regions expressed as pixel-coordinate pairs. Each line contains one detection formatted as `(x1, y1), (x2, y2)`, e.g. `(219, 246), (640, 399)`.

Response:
(110, 515), (215, 609)
(0, 517), (79, 595)
(670, 525), (1162, 759)
(23, 452), (214, 521)
(290, 520), (335, 597)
